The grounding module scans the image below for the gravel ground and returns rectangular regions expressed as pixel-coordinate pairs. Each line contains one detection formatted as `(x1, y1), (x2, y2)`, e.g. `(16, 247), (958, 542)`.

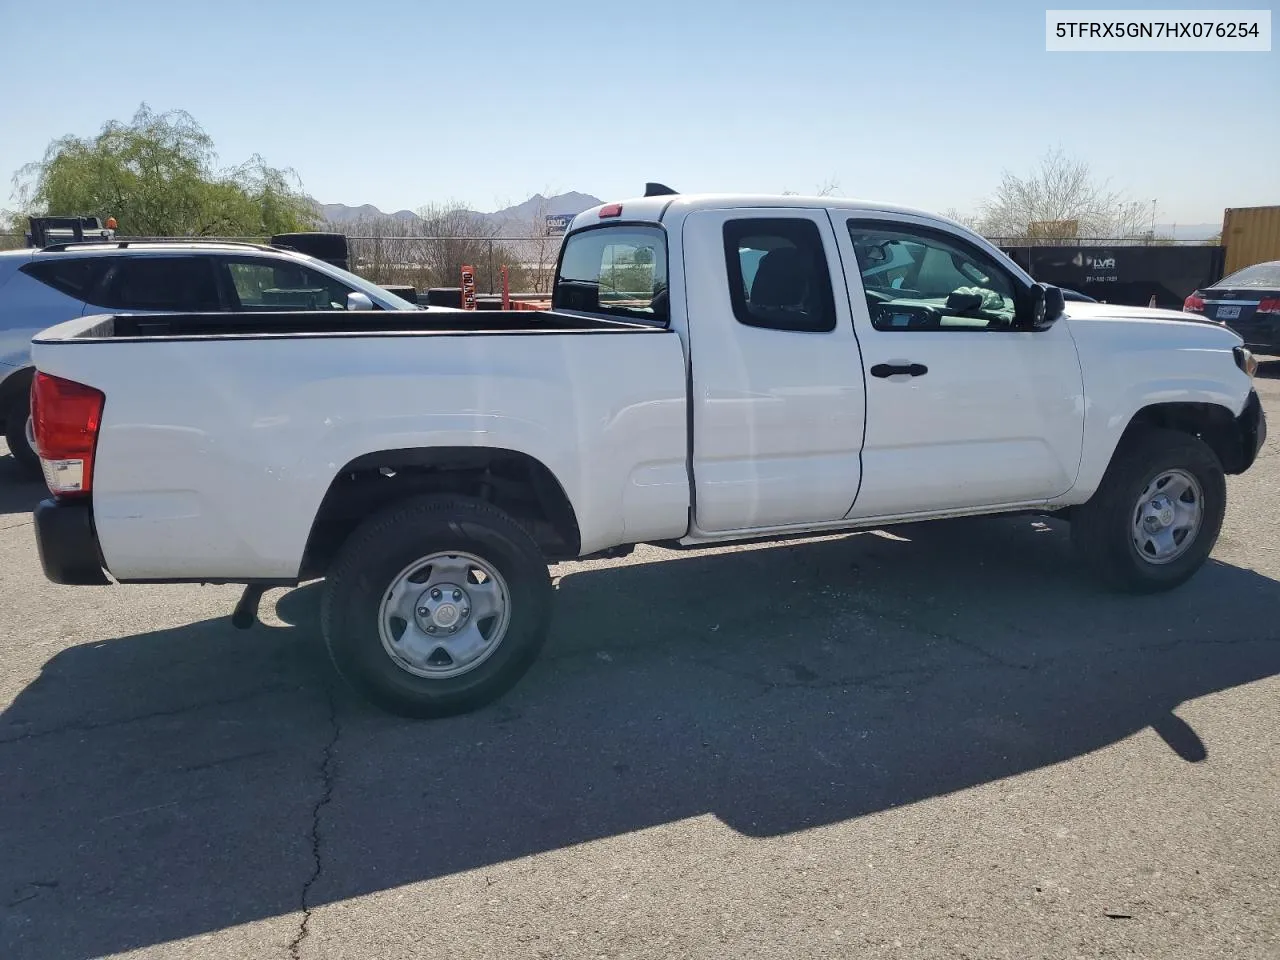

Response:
(1, 366), (1277, 960)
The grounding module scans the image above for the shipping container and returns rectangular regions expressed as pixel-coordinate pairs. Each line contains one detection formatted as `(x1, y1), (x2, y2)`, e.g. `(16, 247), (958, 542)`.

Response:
(1000, 244), (1225, 309)
(1222, 205), (1280, 275)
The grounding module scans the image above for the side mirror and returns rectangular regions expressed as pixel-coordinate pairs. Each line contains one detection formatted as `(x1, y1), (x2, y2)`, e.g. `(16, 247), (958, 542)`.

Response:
(346, 291), (375, 311)
(1044, 285), (1065, 323)
(1022, 283), (1064, 330)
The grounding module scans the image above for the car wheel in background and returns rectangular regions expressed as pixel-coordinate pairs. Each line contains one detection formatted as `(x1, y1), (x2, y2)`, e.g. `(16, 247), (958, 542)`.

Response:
(4, 395), (41, 479)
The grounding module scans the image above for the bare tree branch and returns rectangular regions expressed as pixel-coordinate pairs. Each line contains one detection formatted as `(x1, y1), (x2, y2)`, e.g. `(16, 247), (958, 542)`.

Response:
(976, 147), (1153, 243)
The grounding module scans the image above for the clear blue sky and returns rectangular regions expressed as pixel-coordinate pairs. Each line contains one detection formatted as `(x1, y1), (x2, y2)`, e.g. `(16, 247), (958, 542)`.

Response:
(1, 0), (1276, 223)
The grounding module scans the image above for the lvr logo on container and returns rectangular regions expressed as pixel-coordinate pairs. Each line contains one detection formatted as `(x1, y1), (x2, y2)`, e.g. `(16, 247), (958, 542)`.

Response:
(1072, 252), (1117, 269)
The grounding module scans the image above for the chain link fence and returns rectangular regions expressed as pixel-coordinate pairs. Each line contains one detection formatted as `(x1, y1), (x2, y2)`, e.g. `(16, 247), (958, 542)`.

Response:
(341, 235), (563, 295)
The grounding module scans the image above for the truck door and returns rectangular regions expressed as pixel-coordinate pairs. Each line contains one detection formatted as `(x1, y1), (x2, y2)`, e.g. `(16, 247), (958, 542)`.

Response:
(835, 215), (1085, 518)
(683, 209), (865, 533)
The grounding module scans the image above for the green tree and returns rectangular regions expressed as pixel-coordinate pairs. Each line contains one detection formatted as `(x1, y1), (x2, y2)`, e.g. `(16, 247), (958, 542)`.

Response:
(7, 104), (319, 237)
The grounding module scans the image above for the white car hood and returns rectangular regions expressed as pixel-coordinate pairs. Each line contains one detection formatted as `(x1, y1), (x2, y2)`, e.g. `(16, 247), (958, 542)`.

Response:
(1064, 301), (1242, 344)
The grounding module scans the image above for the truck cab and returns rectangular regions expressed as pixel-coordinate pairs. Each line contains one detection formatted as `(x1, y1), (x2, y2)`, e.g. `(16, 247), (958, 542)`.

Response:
(556, 194), (1257, 539)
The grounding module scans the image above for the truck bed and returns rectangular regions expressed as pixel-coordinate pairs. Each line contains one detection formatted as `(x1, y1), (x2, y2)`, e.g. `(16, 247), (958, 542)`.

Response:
(41, 309), (661, 342)
(30, 309), (691, 581)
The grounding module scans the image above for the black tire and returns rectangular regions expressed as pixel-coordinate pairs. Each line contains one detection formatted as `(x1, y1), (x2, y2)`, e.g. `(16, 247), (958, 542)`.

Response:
(4, 394), (41, 479)
(319, 495), (552, 718)
(1070, 428), (1226, 593)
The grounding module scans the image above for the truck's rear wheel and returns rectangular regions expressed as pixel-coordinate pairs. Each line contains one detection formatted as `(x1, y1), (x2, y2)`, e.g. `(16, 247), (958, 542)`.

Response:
(320, 495), (552, 717)
(4, 395), (40, 479)
(1070, 428), (1226, 593)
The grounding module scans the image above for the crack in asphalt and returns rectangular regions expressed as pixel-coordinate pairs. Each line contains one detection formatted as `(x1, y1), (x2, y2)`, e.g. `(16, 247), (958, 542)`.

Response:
(833, 594), (1032, 670)
(0, 682), (296, 746)
(289, 685), (341, 960)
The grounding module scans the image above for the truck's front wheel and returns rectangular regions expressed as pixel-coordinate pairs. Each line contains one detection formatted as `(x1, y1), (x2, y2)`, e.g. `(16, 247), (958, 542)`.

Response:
(320, 495), (552, 717)
(1071, 428), (1226, 593)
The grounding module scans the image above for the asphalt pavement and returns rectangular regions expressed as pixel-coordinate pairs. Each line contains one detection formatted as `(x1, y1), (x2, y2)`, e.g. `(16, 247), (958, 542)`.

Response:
(1, 367), (1277, 960)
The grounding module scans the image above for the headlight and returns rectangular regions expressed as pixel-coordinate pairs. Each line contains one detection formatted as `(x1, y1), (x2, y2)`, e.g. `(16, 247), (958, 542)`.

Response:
(1234, 346), (1258, 378)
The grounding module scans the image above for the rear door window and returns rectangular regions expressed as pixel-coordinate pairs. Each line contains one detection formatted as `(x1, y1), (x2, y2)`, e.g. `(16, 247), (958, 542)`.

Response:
(553, 225), (668, 324)
(723, 218), (837, 332)
(92, 256), (223, 311)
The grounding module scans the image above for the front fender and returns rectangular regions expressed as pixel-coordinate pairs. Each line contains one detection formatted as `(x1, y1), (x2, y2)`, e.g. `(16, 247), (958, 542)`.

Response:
(1055, 311), (1255, 503)
(1060, 382), (1257, 504)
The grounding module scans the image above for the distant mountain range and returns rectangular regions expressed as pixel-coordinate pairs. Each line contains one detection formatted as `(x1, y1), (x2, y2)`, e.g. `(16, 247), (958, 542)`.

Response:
(318, 192), (604, 234)
(319, 203), (422, 225)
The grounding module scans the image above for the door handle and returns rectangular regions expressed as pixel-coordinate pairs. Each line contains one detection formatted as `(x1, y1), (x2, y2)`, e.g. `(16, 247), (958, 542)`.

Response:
(870, 362), (928, 379)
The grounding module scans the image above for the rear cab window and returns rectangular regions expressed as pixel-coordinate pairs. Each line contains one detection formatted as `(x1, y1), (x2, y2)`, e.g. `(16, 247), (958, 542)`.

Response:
(553, 225), (669, 325)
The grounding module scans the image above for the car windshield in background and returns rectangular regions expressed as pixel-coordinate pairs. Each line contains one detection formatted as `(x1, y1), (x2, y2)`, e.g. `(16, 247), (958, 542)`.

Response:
(553, 225), (668, 324)
(1215, 261), (1280, 289)
(229, 259), (352, 310)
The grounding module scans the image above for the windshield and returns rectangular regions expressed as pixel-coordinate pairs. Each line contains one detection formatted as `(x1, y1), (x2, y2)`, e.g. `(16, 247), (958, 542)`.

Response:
(1215, 261), (1280, 290)
(304, 255), (421, 310)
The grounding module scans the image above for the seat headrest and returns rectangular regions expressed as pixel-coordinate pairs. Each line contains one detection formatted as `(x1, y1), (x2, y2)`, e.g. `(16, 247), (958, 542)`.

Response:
(750, 247), (810, 309)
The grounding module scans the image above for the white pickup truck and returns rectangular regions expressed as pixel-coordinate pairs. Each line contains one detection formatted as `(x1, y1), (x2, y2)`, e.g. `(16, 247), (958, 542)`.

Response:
(28, 190), (1266, 717)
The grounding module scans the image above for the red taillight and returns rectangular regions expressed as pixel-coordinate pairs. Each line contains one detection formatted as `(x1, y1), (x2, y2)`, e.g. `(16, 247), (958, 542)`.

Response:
(1183, 293), (1205, 313)
(30, 372), (105, 498)
(1258, 297), (1280, 315)
(598, 203), (623, 219)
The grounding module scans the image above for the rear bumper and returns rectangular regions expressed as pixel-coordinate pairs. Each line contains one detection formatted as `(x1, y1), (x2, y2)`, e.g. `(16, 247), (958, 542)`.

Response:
(33, 497), (110, 585)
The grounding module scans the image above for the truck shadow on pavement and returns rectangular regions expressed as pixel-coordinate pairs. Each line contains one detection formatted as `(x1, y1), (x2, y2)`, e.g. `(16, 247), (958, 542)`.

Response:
(2, 516), (1278, 958)
(0, 453), (44, 515)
